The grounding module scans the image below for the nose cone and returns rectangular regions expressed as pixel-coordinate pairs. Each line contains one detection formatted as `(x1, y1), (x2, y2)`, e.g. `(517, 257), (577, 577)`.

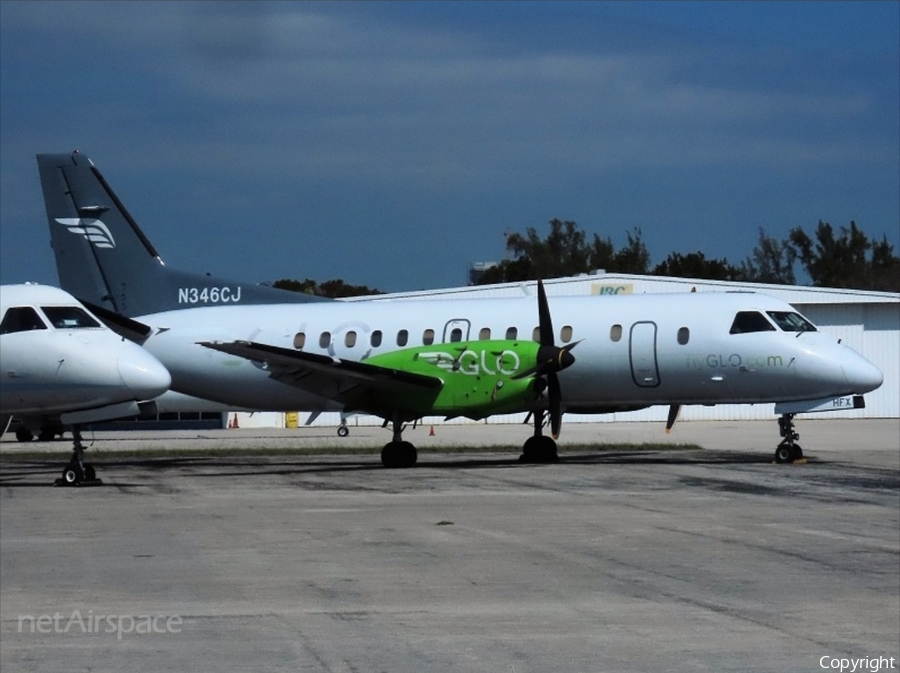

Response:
(841, 347), (883, 394)
(118, 344), (171, 400)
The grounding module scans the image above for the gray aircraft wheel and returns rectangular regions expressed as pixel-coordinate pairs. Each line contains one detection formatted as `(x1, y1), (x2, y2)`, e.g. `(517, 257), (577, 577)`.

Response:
(62, 464), (83, 486)
(337, 425), (349, 437)
(774, 444), (794, 464)
(15, 427), (33, 442)
(84, 465), (96, 481)
(790, 445), (803, 461)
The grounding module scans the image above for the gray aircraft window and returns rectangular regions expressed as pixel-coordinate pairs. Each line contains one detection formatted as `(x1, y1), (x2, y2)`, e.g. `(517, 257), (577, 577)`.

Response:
(423, 328), (435, 346)
(371, 330), (383, 347)
(505, 326), (517, 340)
(610, 324), (622, 342)
(319, 331), (331, 348)
(532, 327), (541, 342)
(479, 327), (491, 340)
(729, 311), (776, 334)
(766, 311), (817, 333)
(397, 329), (408, 347)
(449, 328), (463, 342)
(41, 306), (101, 329)
(560, 325), (573, 343)
(0, 307), (48, 334)
(677, 327), (690, 345)
(293, 332), (306, 349)
(344, 331), (357, 348)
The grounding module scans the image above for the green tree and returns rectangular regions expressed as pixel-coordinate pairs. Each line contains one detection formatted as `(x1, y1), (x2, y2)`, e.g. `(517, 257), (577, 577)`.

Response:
(740, 228), (797, 285)
(652, 251), (743, 281)
(475, 220), (650, 284)
(788, 221), (900, 291)
(273, 278), (383, 298)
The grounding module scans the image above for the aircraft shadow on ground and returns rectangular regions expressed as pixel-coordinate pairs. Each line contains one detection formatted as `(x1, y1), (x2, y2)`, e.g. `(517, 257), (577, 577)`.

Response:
(0, 450), (780, 488)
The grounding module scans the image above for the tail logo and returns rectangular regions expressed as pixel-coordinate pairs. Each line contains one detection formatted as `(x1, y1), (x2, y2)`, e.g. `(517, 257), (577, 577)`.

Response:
(55, 218), (116, 249)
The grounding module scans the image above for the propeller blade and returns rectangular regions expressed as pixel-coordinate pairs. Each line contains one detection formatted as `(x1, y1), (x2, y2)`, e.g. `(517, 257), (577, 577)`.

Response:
(665, 404), (681, 434)
(537, 279), (554, 347)
(548, 372), (562, 438)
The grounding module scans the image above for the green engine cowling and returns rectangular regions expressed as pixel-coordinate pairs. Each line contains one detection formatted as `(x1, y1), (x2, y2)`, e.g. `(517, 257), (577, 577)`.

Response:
(365, 340), (541, 419)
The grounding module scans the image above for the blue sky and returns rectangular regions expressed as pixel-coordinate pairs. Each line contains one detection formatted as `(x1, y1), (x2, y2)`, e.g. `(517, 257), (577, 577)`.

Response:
(1, 1), (898, 292)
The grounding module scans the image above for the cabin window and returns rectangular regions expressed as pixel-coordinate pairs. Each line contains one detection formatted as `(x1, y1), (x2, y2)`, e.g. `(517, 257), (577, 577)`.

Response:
(449, 327), (463, 342)
(479, 327), (491, 340)
(0, 307), (47, 334)
(766, 311), (817, 333)
(344, 331), (357, 348)
(610, 324), (622, 342)
(319, 331), (331, 348)
(423, 328), (435, 345)
(729, 311), (776, 335)
(371, 330), (383, 347)
(532, 327), (541, 342)
(560, 325), (573, 343)
(397, 329), (408, 347)
(505, 326), (517, 340)
(41, 306), (101, 329)
(677, 327), (690, 345)
(293, 332), (306, 349)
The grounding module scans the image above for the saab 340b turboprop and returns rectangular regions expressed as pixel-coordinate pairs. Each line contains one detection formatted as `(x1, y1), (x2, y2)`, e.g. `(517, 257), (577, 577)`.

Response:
(35, 151), (883, 471)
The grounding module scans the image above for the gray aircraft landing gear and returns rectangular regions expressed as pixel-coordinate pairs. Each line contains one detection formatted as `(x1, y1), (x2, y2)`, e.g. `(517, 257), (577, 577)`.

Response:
(519, 410), (559, 464)
(55, 426), (100, 486)
(337, 421), (349, 437)
(380, 415), (417, 469)
(774, 413), (803, 464)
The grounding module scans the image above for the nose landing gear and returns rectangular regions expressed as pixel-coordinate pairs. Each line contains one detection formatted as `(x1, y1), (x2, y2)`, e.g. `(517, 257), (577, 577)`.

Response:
(774, 413), (803, 463)
(55, 426), (101, 486)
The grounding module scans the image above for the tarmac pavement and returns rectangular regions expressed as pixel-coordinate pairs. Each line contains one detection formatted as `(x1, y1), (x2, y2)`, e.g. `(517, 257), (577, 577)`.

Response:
(1, 420), (897, 672)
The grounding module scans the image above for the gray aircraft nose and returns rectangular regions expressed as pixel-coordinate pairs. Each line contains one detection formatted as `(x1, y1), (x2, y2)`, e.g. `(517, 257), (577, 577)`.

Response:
(118, 344), (172, 400)
(840, 346), (883, 394)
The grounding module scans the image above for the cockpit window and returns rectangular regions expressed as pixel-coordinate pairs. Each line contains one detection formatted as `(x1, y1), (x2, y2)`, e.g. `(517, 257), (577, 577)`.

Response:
(766, 311), (817, 333)
(729, 311), (776, 335)
(0, 306), (48, 334)
(41, 306), (102, 329)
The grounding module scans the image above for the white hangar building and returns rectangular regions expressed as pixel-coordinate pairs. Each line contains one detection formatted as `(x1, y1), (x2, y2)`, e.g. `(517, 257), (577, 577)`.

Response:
(339, 272), (899, 424)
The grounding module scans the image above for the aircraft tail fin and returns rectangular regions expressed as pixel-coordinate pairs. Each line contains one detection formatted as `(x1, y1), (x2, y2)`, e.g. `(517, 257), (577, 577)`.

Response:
(36, 151), (326, 317)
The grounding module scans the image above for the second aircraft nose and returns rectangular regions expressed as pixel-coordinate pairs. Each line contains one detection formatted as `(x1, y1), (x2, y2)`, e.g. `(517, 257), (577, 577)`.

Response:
(840, 346), (883, 394)
(117, 344), (172, 400)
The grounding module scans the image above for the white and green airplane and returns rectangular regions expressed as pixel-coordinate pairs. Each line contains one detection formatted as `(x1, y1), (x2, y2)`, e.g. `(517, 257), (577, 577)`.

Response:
(35, 152), (883, 471)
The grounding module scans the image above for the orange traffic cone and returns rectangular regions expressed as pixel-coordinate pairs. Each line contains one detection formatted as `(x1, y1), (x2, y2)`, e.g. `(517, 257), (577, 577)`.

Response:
(429, 425), (435, 436)
(233, 414), (239, 429)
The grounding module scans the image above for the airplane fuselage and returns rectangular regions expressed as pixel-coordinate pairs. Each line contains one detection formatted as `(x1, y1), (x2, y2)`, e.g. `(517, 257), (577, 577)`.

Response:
(136, 291), (883, 414)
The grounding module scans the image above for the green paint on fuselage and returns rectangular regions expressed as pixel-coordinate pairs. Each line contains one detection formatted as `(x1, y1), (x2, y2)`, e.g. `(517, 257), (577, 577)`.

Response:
(366, 340), (540, 419)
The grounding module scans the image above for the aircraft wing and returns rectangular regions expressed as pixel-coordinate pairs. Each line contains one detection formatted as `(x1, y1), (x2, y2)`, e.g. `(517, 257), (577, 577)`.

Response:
(197, 340), (443, 411)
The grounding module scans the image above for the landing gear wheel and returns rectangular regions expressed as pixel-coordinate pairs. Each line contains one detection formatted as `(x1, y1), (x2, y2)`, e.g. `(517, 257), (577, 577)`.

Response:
(775, 443), (794, 464)
(337, 425), (349, 437)
(790, 445), (803, 461)
(520, 435), (558, 464)
(381, 441), (417, 468)
(84, 464), (96, 481)
(38, 429), (56, 442)
(15, 427), (33, 442)
(62, 463), (84, 485)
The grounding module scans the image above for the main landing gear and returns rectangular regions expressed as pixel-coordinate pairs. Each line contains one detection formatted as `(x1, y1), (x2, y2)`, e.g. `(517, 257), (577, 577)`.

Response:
(55, 426), (101, 487)
(519, 409), (559, 464)
(380, 415), (417, 469)
(774, 413), (803, 464)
